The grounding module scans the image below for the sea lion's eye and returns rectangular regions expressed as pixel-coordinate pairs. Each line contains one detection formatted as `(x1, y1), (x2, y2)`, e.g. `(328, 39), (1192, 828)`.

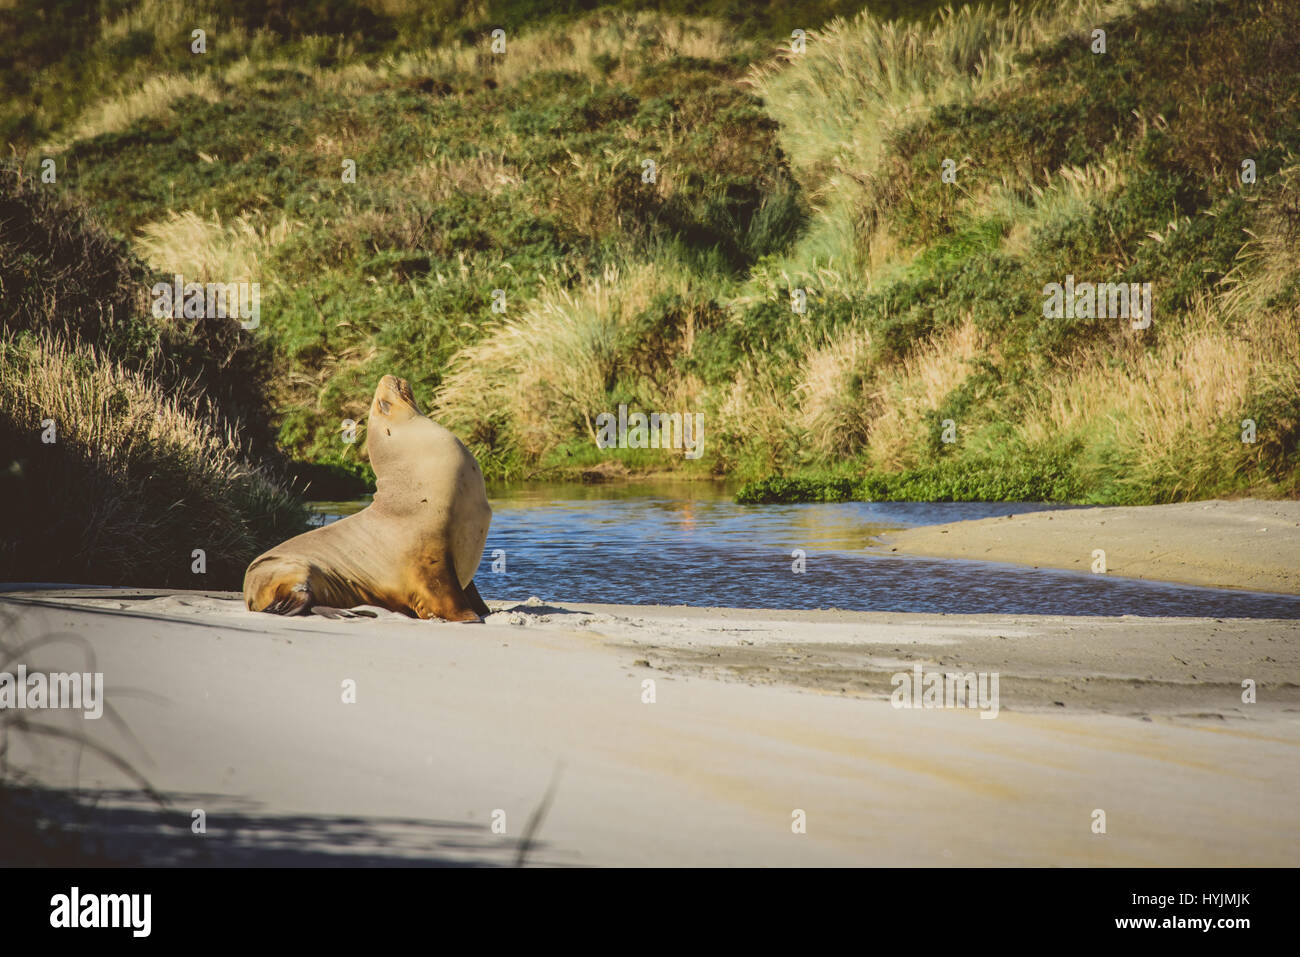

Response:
(377, 399), (391, 415)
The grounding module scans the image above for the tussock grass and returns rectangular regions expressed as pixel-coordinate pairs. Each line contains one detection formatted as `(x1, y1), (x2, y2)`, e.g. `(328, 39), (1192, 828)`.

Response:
(47, 5), (798, 470)
(0, 164), (305, 584)
(376, 11), (733, 90)
(728, 0), (1300, 501)
(435, 256), (711, 474)
(752, 1), (1118, 170)
(433, 0), (1300, 500)
(1223, 163), (1300, 319)
(712, 357), (804, 476)
(794, 326), (877, 459)
(135, 210), (299, 283)
(866, 318), (987, 470)
(99, 0), (220, 47)
(1014, 296), (1300, 501)
(44, 74), (222, 152)
(746, 0), (1142, 281)
(0, 333), (305, 586)
(400, 150), (523, 203)
(985, 154), (1130, 257)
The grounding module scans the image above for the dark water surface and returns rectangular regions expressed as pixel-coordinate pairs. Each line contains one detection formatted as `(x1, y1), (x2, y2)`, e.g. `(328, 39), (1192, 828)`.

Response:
(309, 482), (1300, 619)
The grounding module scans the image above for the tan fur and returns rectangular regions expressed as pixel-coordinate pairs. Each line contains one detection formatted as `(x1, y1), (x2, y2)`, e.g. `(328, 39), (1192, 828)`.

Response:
(244, 376), (492, 621)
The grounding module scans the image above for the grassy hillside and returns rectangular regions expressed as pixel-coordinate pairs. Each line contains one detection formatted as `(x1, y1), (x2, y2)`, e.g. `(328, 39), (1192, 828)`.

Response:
(6, 0), (1298, 505)
(0, 166), (306, 586)
(733, 0), (1300, 504)
(734, 0), (1300, 502)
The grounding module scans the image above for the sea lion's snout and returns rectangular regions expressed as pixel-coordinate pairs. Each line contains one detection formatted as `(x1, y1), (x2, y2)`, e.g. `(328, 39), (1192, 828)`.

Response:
(374, 375), (420, 418)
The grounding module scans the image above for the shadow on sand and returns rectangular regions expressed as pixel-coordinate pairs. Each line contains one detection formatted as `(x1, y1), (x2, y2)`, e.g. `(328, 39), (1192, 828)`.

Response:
(0, 785), (564, 867)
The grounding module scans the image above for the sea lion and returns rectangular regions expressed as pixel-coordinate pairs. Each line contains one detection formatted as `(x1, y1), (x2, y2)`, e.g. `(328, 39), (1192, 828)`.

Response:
(243, 375), (492, 621)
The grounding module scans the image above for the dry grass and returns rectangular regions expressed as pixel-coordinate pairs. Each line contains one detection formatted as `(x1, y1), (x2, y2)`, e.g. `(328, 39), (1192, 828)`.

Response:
(866, 318), (988, 469)
(1015, 294), (1299, 498)
(1223, 162), (1300, 319)
(1019, 304), (1247, 447)
(1013, 161), (1300, 498)
(434, 259), (705, 464)
(373, 10), (732, 90)
(393, 150), (523, 203)
(794, 326), (877, 458)
(257, 9), (735, 101)
(0, 333), (301, 585)
(100, 0), (218, 45)
(712, 357), (804, 475)
(134, 210), (298, 283)
(44, 74), (222, 152)
(991, 154), (1130, 257)
(746, 1), (1149, 283)
(752, 1), (1140, 172)
(41, 6), (726, 153)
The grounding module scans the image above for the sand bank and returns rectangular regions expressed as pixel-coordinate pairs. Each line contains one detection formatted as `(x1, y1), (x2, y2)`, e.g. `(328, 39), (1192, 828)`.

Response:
(876, 499), (1300, 594)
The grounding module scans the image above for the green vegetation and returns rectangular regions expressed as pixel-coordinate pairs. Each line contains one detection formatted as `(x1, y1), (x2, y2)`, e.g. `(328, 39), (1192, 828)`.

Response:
(736, 453), (1083, 503)
(731, 0), (1300, 504)
(5, 0), (1299, 511)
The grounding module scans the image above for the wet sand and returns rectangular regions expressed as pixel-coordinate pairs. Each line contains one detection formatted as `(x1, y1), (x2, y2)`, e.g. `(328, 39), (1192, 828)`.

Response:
(2, 588), (1297, 866)
(876, 499), (1300, 594)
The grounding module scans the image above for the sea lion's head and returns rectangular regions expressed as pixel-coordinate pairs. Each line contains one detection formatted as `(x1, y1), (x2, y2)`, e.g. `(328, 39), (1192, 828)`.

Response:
(366, 375), (424, 476)
(371, 374), (420, 423)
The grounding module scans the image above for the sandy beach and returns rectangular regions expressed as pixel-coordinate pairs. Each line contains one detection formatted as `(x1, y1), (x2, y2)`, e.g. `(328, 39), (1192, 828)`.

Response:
(876, 499), (1300, 595)
(3, 586), (1297, 866)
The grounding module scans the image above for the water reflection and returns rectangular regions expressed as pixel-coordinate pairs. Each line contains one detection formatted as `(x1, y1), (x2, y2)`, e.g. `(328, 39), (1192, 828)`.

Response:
(308, 483), (1300, 619)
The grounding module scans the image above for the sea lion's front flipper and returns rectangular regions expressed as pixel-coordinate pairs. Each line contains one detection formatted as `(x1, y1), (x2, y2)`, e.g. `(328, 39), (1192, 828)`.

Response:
(262, 587), (313, 616)
(412, 553), (483, 623)
(464, 579), (491, 618)
(245, 558), (315, 616)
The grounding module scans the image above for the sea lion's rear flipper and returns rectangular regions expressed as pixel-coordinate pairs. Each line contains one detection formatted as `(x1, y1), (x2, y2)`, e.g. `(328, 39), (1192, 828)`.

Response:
(310, 605), (355, 619)
(413, 553), (483, 623)
(464, 579), (491, 618)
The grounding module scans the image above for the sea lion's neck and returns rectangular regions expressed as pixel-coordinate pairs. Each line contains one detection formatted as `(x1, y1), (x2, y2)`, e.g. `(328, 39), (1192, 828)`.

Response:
(371, 474), (423, 516)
